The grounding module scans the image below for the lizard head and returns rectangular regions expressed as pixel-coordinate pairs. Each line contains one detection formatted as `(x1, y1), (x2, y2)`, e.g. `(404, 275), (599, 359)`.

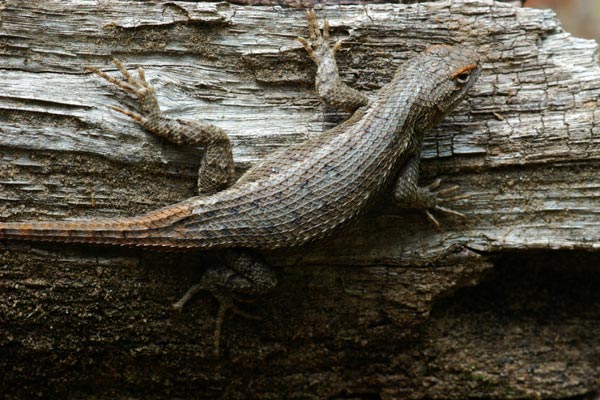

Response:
(411, 45), (481, 131)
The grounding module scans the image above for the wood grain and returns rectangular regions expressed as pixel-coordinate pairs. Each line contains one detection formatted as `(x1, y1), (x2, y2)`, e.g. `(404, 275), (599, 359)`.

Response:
(0, 1), (598, 398)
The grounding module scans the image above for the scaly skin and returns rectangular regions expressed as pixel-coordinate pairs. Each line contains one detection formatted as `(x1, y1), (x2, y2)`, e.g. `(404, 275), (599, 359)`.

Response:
(0, 11), (481, 354)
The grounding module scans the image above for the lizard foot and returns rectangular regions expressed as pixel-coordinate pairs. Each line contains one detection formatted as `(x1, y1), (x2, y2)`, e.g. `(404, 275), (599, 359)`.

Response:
(211, 291), (262, 357)
(173, 285), (260, 357)
(172, 251), (277, 356)
(297, 9), (342, 65)
(394, 178), (469, 229)
(85, 59), (160, 125)
(297, 10), (369, 112)
(420, 179), (469, 229)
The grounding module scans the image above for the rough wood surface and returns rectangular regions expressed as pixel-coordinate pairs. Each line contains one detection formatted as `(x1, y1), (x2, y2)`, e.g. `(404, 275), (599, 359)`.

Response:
(0, 1), (599, 399)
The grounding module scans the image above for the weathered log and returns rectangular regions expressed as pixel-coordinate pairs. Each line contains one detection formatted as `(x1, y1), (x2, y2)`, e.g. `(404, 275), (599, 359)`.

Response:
(0, 1), (598, 398)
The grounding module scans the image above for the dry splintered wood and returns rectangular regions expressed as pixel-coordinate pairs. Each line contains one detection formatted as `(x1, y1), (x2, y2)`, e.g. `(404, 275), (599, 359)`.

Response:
(0, 1), (599, 399)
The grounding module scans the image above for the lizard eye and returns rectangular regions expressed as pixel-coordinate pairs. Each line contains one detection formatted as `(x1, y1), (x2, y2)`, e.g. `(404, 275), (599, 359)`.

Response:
(454, 72), (471, 84)
(451, 63), (478, 85)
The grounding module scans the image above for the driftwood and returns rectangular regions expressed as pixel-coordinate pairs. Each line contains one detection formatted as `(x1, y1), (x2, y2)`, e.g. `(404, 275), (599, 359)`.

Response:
(0, 0), (599, 398)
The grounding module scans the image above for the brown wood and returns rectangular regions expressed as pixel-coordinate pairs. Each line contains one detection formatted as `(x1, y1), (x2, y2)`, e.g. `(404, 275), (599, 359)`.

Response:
(0, 1), (598, 398)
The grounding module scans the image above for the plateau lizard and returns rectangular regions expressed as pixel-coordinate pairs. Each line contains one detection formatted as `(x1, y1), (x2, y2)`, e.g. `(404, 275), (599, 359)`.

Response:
(0, 11), (481, 354)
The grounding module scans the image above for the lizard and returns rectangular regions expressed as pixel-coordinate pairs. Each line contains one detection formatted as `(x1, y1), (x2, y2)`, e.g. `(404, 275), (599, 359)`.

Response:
(0, 10), (481, 355)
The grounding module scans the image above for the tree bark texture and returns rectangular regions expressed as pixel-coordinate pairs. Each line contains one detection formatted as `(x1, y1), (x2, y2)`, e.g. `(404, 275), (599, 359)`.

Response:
(0, 1), (599, 399)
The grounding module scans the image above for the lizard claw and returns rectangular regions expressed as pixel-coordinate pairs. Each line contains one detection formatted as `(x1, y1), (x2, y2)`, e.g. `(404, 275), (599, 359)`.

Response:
(172, 283), (205, 311)
(110, 105), (146, 124)
(394, 178), (468, 228)
(297, 9), (338, 66)
(86, 58), (160, 121)
(424, 209), (441, 229)
(212, 293), (262, 357)
(421, 179), (469, 228)
(428, 178), (442, 191)
(173, 283), (260, 357)
(434, 205), (467, 219)
(424, 204), (466, 229)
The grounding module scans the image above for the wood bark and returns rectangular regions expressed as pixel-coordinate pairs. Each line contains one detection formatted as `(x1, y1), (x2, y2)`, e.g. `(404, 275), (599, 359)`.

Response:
(0, 1), (599, 398)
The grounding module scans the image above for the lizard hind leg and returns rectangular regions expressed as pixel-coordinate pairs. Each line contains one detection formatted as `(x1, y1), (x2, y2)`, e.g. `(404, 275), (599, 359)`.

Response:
(172, 250), (277, 356)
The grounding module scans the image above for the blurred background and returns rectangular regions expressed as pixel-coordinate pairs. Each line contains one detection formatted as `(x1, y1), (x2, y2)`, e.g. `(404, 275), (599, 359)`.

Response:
(527, 0), (600, 43)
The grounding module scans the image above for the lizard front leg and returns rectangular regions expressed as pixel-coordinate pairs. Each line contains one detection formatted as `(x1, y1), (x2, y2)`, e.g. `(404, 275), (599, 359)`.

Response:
(86, 60), (235, 195)
(298, 10), (369, 113)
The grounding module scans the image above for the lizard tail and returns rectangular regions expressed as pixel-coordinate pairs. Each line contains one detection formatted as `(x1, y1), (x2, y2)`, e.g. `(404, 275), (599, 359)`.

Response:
(0, 201), (195, 249)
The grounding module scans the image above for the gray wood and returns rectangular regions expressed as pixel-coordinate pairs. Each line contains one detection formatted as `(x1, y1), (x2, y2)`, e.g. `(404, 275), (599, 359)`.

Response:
(0, 1), (598, 399)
